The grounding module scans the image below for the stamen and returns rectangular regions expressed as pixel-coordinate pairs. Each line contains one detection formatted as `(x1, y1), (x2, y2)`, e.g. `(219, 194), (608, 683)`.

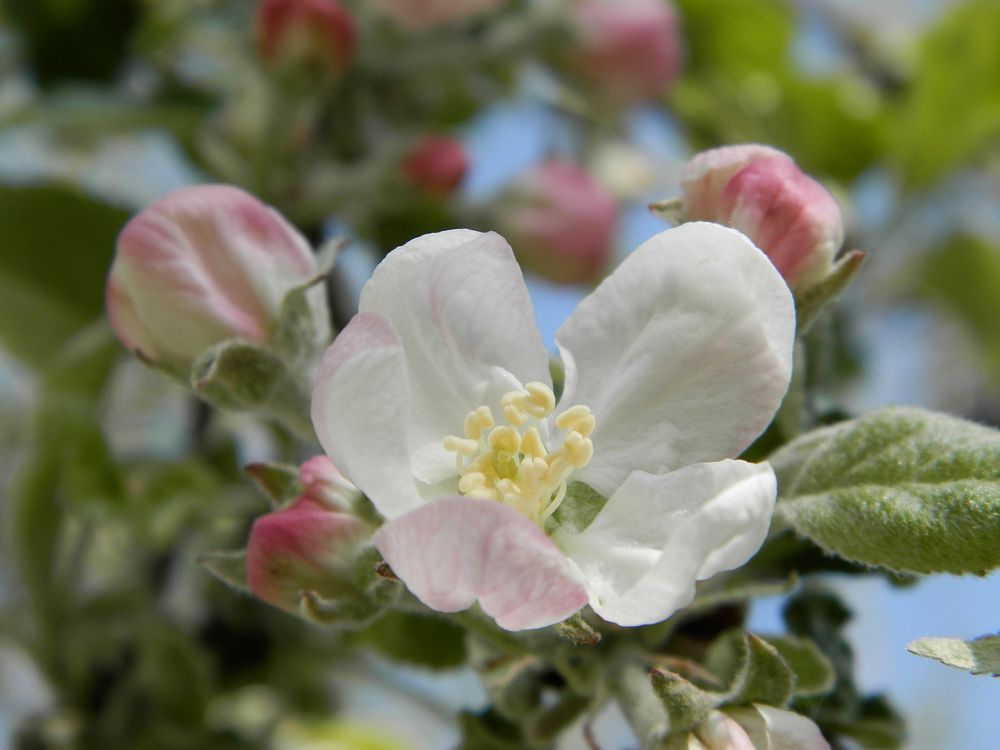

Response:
(443, 436), (478, 455)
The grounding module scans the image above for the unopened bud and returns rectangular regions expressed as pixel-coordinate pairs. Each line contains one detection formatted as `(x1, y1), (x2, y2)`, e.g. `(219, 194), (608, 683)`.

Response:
(298, 455), (361, 511)
(106, 185), (324, 371)
(499, 160), (618, 284)
(569, 0), (682, 102)
(680, 145), (844, 292)
(371, 0), (508, 31)
(401, 135), (469, 197)
(246, 496), (371, 614)
(255, 0), (357, 78)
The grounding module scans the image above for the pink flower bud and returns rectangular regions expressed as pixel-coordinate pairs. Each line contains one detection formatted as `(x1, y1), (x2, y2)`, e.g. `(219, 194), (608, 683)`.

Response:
(401, 135), (469, 197)
(299, 455), (361, 510)
(246, 496), (370, 613)
(570, 0), (683, 102)
(255, 0), (357, 76)
(370, 0), (508, 31)
(500, 160), (618, 284)
(107, 184), (320, 368)
(681, 145), (844, 291)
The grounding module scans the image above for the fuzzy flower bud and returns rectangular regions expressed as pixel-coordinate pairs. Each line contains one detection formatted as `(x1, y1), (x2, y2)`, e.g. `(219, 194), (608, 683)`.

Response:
(569, 0), (682, 102)
(299, 455), (362, 511)
(401, 135), (469, 197)
(371, 0), (508, 31)
(106, 185), (323, 370)
(246, 495), (371, 614)
(499, 160), (618, 284)
(681, 145), (844, 291)
(255, 0), (357, 77)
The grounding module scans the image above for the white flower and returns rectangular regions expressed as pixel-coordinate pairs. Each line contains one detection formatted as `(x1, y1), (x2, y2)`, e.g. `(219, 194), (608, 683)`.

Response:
(311, 223), (794, 630)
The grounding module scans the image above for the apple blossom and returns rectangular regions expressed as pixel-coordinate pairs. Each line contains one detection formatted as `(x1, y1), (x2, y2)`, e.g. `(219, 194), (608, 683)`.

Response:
(106, 184), (325, 370)
(718, 706), (830, 750)
(499, 159), (618, 284)
(371, 0), (508, 31)
(569, 0), (683, 102)
(255, 0), (357, 77)
(311, 223), (793, 630)
(401, 135), (469, 197)
(680, 145), (844, 292)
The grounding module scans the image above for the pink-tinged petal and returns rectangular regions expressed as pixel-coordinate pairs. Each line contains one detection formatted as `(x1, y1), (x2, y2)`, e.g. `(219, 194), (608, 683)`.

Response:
(359, 230), (550, 485)
(722, 157), (843, 290)
(556, 222), (793, 496)
(697, 712), (757, 750)
(374, 498), (588, 630)
(681, 144), (786, 221)
(557, 460), (775, 627)
(311, 313), (424, 520)
(298, 456), (359, 510)
(728, 706), (831, 750)
(247, 497), (370, 613)
(109, 184), (318, 366)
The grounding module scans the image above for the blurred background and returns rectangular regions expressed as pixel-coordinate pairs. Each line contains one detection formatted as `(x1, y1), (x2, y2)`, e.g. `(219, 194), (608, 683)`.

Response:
(1, 0), (999, 747)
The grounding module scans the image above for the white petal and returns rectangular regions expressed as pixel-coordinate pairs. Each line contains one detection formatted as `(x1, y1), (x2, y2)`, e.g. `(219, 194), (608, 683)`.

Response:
(556, 222), (794, 496)
(374, 498), (589, 630)
(360, 230), (551, 485)
(311, 313), (424, 520)
(729, 706), (831, 750)
(556, 460), (776, 627)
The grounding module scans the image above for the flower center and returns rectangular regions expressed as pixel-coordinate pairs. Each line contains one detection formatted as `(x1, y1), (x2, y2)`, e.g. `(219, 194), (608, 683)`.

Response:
(443, 382), (595, 525)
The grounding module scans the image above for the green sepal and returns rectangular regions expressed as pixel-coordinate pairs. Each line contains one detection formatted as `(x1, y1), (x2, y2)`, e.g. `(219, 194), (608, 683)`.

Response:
(244, 461), (303, 507)
(704, 631), (795, 708)
(907, 634), (1000, 676)
(271, 273), (332, 364)
(197, 550), (249, 594)
(649, 668), (718, 736)
(298, 589), (384, 628)
(771, 406), (1000, 575)
(554, 613), (601, 646)
(762, 635), (836, 697)
(190, 339), (314, 440)
(794, 249), (866, 333)
(648, 197), (685, 224)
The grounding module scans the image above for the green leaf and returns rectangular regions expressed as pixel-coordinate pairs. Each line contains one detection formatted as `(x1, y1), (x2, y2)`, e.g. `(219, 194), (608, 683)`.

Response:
(0, 185), (129, 367)
(907, 634), (1000, 676)
(704, 631), (795, 708)
(361, 611), (467, 670)
(892, 0), (1000, 188)
(917, 235), (1000, 387)
(457, 710), (527, 750)
(772, 406), (1000, 575)
(762, 636), (836, 697)
(795, 250), (866, 334)
(244, 462), (303, 507)
(198, 551), (249, 594)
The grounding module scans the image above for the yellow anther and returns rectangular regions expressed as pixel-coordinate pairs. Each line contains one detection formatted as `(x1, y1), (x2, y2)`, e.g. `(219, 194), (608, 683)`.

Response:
(459, 472), (488, 494)
(564, 432), (594, 467)
(468, 486), (498, 501)
(443, 436), (479, 455)
(464, 405), (494, 439)
(524, 382), (556, 418)
(520, 426), (547, 458)
(556, 405), (594, 434)
(487, 426), (522, 453)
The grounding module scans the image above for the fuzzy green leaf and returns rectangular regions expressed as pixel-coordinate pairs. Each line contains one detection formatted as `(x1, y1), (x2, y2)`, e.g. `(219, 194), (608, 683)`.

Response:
(907, 635), (1000, 676)
(705, 631), (795, 708)
(772, 407), (1000, 575)
(762, 636), (836, 697)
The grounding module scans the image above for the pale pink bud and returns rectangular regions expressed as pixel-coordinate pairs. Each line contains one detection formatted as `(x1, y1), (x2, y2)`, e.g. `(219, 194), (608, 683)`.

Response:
(255, 0), (357, 76)
(371, 0), (508, 31)
(246, 496), (370, 613)
(570, 0), (682, 102)
(500, 160), (618, 284)
(107, 185), (319, 368)
(298, 455), (360, 510)
(681, 145), (844, 291)
(726, 705), (831, 750)
(401, 135), (469, 197)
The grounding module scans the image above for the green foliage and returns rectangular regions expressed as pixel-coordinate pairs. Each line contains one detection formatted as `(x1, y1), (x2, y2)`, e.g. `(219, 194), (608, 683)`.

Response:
(360, 611), (467, 670)
(917, 234), (1000, 386)
(0, 186), (129, 368)
(772, 406), (1000, 575)
(704, 631), (795, 708)
(891, 0), (1000, 188)
(763, 635), (836, 698)
(907, 634), (1000, 676)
